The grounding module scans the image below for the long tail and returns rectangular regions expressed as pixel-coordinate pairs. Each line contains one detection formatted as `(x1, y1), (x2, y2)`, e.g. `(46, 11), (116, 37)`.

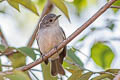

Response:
(51, 59), (65, 76)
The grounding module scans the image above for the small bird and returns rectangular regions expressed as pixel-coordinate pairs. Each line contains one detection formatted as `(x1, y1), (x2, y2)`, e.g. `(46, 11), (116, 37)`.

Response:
(36, 13), (66, 76)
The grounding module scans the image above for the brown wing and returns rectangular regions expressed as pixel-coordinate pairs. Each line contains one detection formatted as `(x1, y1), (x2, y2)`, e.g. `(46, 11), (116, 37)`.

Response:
(59, 27), (66, 64)
(36, 30), (48, 65)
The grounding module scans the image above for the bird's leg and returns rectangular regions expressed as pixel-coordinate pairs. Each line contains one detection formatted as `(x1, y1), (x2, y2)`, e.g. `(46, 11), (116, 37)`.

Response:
(54, 45), (58, 53)
(41, 54), (45, 61)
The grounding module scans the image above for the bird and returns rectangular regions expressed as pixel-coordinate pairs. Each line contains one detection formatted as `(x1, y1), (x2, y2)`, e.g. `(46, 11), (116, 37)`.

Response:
(36, 13), (66, 76)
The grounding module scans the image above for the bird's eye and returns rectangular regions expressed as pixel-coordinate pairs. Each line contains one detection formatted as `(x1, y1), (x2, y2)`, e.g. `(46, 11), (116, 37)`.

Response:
(49, 19), (53, 22)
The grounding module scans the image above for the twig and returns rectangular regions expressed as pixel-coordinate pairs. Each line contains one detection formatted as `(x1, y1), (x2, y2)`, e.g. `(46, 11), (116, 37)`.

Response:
(30, 69), (42, 72)
(0, 28), (8, 48)
(27, 0), (53, 47)
(111, 6), (120, 9)
(71, 47), (89, 58)
(2, 65), (12, 67)
(110, 38), (120, 41)
(29, 70), (39, 80)
(0, 0), (117, 75)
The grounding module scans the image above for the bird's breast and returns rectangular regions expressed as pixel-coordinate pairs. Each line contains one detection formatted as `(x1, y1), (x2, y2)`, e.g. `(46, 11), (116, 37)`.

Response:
(38, 27), (64, 54)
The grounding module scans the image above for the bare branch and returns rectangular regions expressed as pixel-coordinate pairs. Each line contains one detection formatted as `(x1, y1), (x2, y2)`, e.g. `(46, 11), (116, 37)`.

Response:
(2, 65), (12, 67)
(0, 27), (8, 48)
(27, 0), (53, 47)
(111, 6), (120, 9)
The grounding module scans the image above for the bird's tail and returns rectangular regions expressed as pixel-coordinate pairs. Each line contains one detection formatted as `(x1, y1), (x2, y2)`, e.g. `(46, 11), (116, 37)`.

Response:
(51, 59), (65, 76)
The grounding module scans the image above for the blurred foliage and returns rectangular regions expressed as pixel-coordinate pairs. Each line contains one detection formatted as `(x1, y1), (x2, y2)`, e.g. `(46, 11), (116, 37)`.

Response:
(0, 0), (120, 80)
(91, 42), (115, 69)
(108, 0), (120, 13)
(8, 0), (20, 11)
(63, 56), (80, 70)
(92, 73), (114, 80)
(72, 0), (87, 14)
(8, 52), (26, 68)
(4, 70), (31, 80)
(67, 48), (83, 67)
(0, 45), (5, 52)
(0, 0), (3, 2)
(50, 0), (70, 21)
(41, 63), (57, 80)
(106, 19), (116, 31)
(68, 69), (82, 80)
(106, 69), (120, 74)
(7, 0), (39, 15)
(17, 47), (36, 61)
(79, 72), (93, 80)
(36, 0), (46, 10)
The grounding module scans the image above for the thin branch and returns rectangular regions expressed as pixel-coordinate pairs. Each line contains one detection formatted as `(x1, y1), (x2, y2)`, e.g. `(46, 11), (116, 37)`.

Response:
(0, 27), (8, 48)
(2, 65), (12, 67)
(27, 0), (53, 47)
(110, 38), (120, 41)
(111, 6), (120, 9)
(0, 0), (118, 75)
(30, 69), (42, 72)
(71, 47), (89, 58)
(29, 70), (39, 80)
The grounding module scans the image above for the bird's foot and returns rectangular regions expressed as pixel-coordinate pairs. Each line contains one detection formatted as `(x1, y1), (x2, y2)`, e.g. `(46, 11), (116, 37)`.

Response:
(41, 54), (45, 60)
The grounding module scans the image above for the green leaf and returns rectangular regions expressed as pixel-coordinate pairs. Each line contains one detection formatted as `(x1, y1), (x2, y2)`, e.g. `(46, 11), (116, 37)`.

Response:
(106, 19), (115, 31)
(5, 70), (31, 80)
(79, 72), (93, 80)
(68, 70), (83, 80)
(68, 48), (83, 67)
(0, 44), (5, 52)
(17, 47), (36, 61)
(72, 0), (87, 14)
(36, 0), (46, 10)
(50, 0), (70, 22)
(92, 73), (114, 80)
(78, 35), (88, 41)
(8, 0), (20, 11)
(91, 27), (97, 31)
(41, 63), (57, 80)
(112, 0), (120, 6)
(9, 0), (39, 15)
(0, 0), (4, 2)
(108, 23), (115, 31)
(63, 56), (80, 70)
(8, 52), (26, 68)
(88, 0), (97, 5)
(91, 42), (115, 69)
(66, 68), (82, 74)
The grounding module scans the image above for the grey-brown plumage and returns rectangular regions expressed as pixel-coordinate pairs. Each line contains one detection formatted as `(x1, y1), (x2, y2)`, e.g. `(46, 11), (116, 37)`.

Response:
(36, 14), (66, 76)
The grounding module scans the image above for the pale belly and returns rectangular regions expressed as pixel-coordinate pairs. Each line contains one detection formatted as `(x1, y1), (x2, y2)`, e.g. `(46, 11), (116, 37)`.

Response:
(37, 27), (64, 60)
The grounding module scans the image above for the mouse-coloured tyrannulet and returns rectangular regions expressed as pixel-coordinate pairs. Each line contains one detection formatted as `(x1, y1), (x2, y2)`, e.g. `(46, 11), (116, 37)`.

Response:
(36, 13), (66, 76)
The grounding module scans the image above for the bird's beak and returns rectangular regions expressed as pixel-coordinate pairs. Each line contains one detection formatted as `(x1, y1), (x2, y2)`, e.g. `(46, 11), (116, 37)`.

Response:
(55, 15), (61, 21)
